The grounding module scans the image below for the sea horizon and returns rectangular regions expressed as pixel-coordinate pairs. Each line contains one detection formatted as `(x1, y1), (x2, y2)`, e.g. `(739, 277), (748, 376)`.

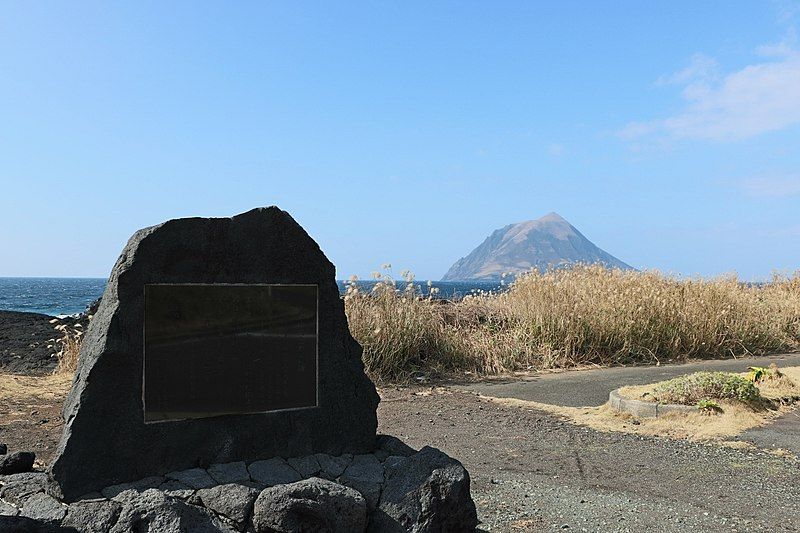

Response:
(0, 276), (504, 317)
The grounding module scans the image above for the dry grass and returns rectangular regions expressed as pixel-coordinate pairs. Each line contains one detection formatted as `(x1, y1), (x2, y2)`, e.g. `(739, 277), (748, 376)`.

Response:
(619, 366), (800, 406)
(0, 372), (73, 421)
(345, 265), (800, 382)
(484, 394), (792, 444)
(481, 366), (800, 448)
(54, 330), (81, 375)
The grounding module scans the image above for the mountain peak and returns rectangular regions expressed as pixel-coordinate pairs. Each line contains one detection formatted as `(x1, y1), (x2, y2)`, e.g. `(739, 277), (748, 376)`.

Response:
(441, 213), (632, 281)
(539, 211), (566, 222)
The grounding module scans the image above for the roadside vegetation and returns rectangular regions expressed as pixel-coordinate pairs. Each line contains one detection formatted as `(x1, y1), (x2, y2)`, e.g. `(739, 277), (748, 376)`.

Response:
(489, 365), (800, 445)
(621, 365), (800, 410)
(344, 265), (800, 382)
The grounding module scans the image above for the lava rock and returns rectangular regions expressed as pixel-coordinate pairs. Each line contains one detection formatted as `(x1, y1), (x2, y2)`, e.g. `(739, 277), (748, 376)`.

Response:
(207, 462), (249, 485)
(0, 443), (7, 455)
(287, 455), (322, 478)
(251, 477), (367, 533)
(0, 500), (18, 516)
(19, 492), (67, 524)
(314, 453), (352, 480)
(368, 446), (478, 533)
(0, 515), (78, 532)
(165, 468), (215, 490)
(375, 435), (416, 458)
(110, 488), (236, 533)
(61, 499), (122, 533)
(195, 483), (259, 525)
(248, 458), (302, 487)
(0, 472), (49, 506)
(339, 454), (384, 511)
(49, 207), (379, 500)
(100, 476), (165, 498)
(0, 452), (35, 475)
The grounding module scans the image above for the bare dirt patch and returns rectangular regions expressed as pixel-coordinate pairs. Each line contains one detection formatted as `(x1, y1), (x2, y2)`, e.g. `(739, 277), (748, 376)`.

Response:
(0, 372), (71, 467)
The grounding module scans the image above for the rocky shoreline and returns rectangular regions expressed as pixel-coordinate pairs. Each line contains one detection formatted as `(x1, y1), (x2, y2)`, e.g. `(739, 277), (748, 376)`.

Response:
(0, 307), (93, 376)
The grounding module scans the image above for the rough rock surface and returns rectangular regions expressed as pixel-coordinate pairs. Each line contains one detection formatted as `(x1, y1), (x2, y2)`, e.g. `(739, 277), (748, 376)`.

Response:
(0, 310), (90, 375)
(369, 446), (478, 533)
(339, 454), (385, 511)
(248, 457), (302, 487)
(0, 452), (35, 475)
(0, 515), (77, 532)
(165, 468), (216, 490)
(109, 489), (236, 533)
(0, 499), (18, 516)
(194, 483), (259, 525)
(61, 499), (121, 533)
(207, 462), (249, 485)
(0, 443), (478, 533)
(19, 492), (67, 523)
(0, 443), (7, 455)
(252, 477), (367, 533)
(0, 472), (49, 506)
(287, 455), (322, 478)
(315, 453), (352, 480)
(100, 476), (165, 499)
(48, 207), (379, 500)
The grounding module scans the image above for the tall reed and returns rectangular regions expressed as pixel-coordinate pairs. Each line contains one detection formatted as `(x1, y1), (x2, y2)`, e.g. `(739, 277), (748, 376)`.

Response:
(344, 265), (800, 382)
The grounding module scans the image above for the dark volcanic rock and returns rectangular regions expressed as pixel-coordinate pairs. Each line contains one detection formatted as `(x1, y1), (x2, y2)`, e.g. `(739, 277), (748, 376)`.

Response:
(375, 434), (416, 458)
(194, 483), (259, 525)
(49, 207), (379, 500)
(251, 477), (367, 533)
(61, 499), (122, 533)
(0, 311), (83, 375)
(19, 492), (66, 523)
(369, 446), (478, 533)
(109, 489), (236, 533)
(0, 443), (7, 455)
(0, 515), (78, 532)
(0, 472), (49, 506)
(248, 458), (302, 487)
(338, 454), (384, 511)
(0, 451), (35, 475)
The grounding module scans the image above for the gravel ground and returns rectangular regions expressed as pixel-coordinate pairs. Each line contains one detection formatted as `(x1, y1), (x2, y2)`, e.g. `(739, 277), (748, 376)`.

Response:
(377, 387), (800, 532)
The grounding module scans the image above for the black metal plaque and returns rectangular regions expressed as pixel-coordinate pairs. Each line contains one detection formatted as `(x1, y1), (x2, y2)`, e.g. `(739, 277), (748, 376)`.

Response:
(143, 284), (318, 423)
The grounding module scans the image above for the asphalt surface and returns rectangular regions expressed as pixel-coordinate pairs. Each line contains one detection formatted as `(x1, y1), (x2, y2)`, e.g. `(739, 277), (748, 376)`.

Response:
(454, 353), (800, 407)
(378, 388), (800, 532)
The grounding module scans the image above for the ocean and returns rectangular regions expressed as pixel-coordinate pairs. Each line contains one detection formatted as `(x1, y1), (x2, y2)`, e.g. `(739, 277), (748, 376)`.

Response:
(0, 277), (505, 317)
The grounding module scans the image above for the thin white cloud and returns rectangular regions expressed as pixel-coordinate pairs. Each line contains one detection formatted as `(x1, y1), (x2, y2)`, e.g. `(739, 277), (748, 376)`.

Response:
(621, 37), (800, 142)
(547, 143), (565, 157)
(655, 53), (718, 86)
(737, 174), (800, 197)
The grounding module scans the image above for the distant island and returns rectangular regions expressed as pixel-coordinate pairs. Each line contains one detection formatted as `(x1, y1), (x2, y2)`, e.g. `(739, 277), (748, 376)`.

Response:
(441, 212), (632, 281)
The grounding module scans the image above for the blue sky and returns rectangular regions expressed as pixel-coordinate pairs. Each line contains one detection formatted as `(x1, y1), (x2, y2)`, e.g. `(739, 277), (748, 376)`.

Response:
(1, 1), (799, 280)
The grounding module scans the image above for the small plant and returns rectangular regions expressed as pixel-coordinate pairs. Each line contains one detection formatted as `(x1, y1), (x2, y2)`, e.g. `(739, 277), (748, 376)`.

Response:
(696, 398), (723, 414)
(651, 371), (761, 406)
(747, 366), (770, 383)
(747, 364), (783, 383)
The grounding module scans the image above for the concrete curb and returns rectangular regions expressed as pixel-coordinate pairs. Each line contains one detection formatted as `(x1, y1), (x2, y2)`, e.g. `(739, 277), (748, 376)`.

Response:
(609, 389), (697, 418)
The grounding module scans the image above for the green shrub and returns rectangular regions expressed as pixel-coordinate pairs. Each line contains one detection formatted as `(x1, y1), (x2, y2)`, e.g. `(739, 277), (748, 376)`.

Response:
(696, 398), (723, 413)
(651, 372), (761, 406)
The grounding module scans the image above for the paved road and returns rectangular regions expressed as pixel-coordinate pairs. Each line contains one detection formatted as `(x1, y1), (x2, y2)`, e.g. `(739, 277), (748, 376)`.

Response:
(453, 353), (800, 407)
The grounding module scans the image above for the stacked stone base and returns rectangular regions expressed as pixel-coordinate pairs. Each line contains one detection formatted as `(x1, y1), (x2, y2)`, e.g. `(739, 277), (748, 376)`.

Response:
(0, 436), (478, 532)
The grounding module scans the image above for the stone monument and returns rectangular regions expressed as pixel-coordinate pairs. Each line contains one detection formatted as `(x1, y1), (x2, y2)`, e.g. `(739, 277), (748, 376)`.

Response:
(49, 207), (379, 500)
